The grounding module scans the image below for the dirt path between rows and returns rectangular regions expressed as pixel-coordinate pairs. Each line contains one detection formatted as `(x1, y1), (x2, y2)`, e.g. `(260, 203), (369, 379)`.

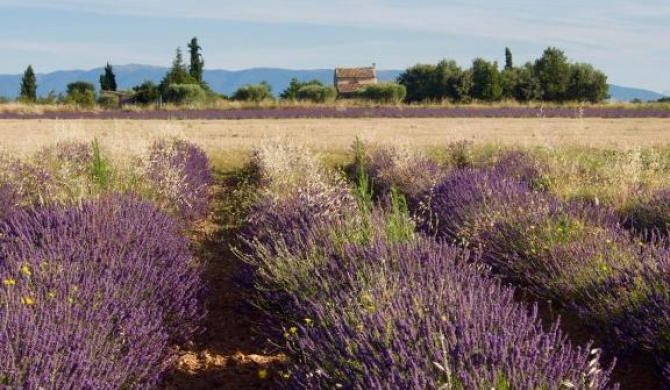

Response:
(160, 173), (286, 389)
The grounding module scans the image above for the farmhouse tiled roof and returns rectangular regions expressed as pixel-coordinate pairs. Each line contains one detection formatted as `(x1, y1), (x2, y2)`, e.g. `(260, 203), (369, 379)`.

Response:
(335, 67), (376, 78)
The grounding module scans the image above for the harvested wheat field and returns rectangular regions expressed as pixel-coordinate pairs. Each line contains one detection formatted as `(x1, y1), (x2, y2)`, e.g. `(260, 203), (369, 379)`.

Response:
(1, 118), (669, 159)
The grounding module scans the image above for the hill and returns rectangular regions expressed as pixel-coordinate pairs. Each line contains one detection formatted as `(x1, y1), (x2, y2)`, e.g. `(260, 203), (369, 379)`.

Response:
(0, 65), (665, 102)
(608, 85), (666, 102)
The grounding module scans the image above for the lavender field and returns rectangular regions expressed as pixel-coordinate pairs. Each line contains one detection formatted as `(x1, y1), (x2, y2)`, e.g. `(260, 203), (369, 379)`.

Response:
(0, 106), (669, 120)
(236, 139), (670, 389)
(2, 128), (670, 389)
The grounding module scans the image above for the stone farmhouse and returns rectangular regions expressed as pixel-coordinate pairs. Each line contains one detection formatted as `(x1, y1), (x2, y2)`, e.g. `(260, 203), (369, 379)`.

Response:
(334, 64), (377, 98)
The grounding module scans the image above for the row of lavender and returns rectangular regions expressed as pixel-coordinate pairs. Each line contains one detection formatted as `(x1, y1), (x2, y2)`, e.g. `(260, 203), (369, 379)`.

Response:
(1, 106), (670, 120)
(0, 139), (212, 388)
(359, 143), (670, 383)
(237, 141), (617, 388)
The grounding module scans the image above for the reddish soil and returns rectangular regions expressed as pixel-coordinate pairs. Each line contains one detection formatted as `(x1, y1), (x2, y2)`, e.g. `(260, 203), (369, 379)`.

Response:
(159, 177), (286, 389)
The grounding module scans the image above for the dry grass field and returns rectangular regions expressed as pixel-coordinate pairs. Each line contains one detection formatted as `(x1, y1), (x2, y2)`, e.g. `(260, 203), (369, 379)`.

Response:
(1, 117), (668, 168)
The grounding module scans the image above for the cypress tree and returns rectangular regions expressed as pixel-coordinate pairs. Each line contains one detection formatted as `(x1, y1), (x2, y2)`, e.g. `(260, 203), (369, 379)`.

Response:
(20, 65), (37, 102)
(505, 47), (514, 70)
(187, 37), (204, 84)
(99, 62), (117, 92)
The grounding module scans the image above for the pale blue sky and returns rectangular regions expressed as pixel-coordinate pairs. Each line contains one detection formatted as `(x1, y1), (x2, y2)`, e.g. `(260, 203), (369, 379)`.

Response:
(0, 1), (668, 93)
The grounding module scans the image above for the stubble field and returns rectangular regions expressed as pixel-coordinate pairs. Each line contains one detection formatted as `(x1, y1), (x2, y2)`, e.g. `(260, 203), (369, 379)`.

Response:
(2, 117), (669, 161)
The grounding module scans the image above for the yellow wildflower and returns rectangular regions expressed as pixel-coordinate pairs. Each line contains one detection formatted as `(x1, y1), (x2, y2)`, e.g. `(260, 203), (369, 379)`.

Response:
(258, 369), (269, 380)
(3, 279), (16, 286)
(21, 297), (35, 306)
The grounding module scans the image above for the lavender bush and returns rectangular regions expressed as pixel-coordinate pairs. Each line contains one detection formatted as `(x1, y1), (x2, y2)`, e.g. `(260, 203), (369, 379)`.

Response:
(492, 149), (552, 191)
(423, 168), (551, 247)
(143, 138), (213, 221)
(350, 141), (447, 203)
(484, 214), (637, 304)
(280, 238), (616, 389)
(572, 241), (670, 366)
(0, 194), (205, 388)
(622, 188), (670, 237)
(0, 182), (17, 219)
(239, 142), (618, 388)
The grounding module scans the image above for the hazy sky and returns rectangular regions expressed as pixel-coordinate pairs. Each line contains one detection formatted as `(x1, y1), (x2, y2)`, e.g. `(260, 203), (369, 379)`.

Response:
(1, 1), (668, 93)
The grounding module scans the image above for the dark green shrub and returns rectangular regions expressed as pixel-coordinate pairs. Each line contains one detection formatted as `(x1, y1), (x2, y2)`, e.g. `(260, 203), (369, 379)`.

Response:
(132, 81), (160, 105)
(232, 83), (274, 102)
(62, 81), (96, 107)
(163, 83), (207, 105)
(354, 82), (407, 104)
(295, 84), (336, 103)
(37, 91), (58, 105)
(97, 94), (119, 109)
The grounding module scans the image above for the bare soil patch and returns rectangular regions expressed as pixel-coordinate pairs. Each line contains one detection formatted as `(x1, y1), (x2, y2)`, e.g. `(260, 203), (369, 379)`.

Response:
(159, 178), (286, 389)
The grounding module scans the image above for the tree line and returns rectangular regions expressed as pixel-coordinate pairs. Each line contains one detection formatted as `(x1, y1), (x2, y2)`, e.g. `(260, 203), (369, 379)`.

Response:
(14, 42), (612, 107)
(17, 37), (210, 107)
(398, 47), (610, 104)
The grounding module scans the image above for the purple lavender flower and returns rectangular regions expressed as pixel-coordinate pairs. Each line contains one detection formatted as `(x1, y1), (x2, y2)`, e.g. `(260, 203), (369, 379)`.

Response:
(492, 149), (551, 191)
(0, 182), (18, 219)
(284, 239), (617, 389)
(0, 194), (205, 388)
(424, 168), (551, 247)
(573, 241), (670, 364)
(622, 188), (670, 237)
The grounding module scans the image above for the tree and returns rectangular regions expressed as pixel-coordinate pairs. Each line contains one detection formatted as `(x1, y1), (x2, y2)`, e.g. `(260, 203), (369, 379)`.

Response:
(63, 81), (96, 107)
(280, 78), (324, 100)
(232, 82), (273, 102)
(397, 63), (438, 103)
(501, 63), (541, 102)
(505, 47), (514, 70)
(295, 84), (337, 103)
(534, 47), (571, 101)
(163, 84), (208, 105)
(280, 79), (336, 103)
(470, 58), (502, 102)
(433, 60), (465, 102)
(397, 60), (467, 103)
(99, 62), (117, 92)
(567, 63), (609, 103)
(454, 70), (473, 103)
(187, 37), (205, 84)
(353, 82), (407, 104)
(20, 65), (37, 102)
(133, 80), (160, 105)
(159, 47), (197, 97)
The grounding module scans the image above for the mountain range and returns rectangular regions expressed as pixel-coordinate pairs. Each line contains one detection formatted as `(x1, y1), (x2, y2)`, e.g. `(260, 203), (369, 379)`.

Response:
(0, 65), (666, 102)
